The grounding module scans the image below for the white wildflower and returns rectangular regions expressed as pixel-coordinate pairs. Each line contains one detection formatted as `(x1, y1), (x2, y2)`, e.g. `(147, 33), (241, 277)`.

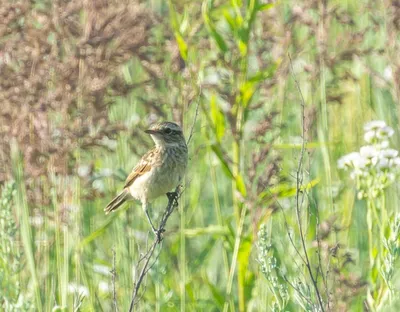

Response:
(29, 215), (44, 227)
(377, 140), (390, 149)
(339, 120), (399, 199)
(377, 157), (390, 170)
(386, 173), (396, 183)
(350, 169), (367, 180)
(357, 191), (365, 200)
(99, 281), (111, 293)
(360, 146), (379, 166)
(92, 180), (105, 192)
(380, 149), (399, 160)
(383, 66), (393, 81)
(93, 264), (111, 276)
(337, 152), (363, 169)
(364, 120), (387, 132)
(377, 126), (394, 139)
(99, 168), (113, 177)
(77, 165), (91, 177)
(68, 283), (89, 297)
(364, 130), (377, 143)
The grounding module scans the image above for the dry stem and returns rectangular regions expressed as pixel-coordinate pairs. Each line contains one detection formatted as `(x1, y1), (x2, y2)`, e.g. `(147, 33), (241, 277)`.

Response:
(128, 188), (181, 312)
(288, 53), (325, 311)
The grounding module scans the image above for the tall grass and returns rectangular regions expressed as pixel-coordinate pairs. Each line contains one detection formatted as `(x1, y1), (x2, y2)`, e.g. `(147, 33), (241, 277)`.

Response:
(2, 0), (400, 311)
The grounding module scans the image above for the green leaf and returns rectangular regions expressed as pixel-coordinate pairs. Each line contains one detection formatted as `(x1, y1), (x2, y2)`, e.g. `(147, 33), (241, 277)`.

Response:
(202, 0), (228, 53)
(238, 236), (253, 307)
(185, 283), (196, 303)
(238, 39), (248, 56)
(168, 1), (188, 61)
(258, 3), (274, 11)
(168, 0), (179, 30)
(259, 178), (320, 201)
(231, 0), (244, 26)
(211, 144), (234, 179)
(235, 173), (247, 197)
(225, 221), (236, 250)
(175, 31), (188, 61)
(231, 0), (243, 8)
(203, 272), (225, 308)
(78, 213), (120, 249)
(239, 81), (256, 109)
(210, 94), (226, 142)
(191, 238), (218, 271)
(239, 62), (278, 108)
(183, 225), (229, 237)
(248, 61), (279, 83)
(223, 9), (236, 32)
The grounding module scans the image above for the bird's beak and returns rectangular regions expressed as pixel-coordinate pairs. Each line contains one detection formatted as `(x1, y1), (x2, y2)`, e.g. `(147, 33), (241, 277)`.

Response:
(145, 129), (158, 135)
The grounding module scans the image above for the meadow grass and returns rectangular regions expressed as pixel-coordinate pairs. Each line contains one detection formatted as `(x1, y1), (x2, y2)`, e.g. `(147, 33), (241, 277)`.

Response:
(1, 0), (400, 311)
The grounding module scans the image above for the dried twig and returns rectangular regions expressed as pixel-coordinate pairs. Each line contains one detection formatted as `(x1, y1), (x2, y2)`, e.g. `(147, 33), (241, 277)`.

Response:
(186, 87), (201, 146)
(125, 84), (198, 310)
(112, 248), (118, 312)
(128, 187), (181, 312)
(288, 53), (325, 311)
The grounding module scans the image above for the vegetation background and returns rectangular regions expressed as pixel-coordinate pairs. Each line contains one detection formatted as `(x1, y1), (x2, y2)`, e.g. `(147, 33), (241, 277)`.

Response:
(1, 0), (399, 311)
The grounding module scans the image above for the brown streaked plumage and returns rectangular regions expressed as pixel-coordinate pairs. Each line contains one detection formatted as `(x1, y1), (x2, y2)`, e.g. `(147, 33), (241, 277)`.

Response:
(104, 122), (188, 233)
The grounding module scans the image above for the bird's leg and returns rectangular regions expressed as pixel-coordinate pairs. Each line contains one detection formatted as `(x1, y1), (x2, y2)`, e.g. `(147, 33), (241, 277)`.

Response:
(166, 191), (179, 207)
(144, 202), (163, 241)
(144, 208), (157, 233)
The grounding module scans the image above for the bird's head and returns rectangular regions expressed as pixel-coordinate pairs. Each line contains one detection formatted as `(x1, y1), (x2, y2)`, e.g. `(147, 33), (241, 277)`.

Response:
(145, 122), (186, 147)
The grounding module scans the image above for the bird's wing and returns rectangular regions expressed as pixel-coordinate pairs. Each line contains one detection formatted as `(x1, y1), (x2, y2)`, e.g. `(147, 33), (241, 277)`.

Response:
(123, 148), (155, 188)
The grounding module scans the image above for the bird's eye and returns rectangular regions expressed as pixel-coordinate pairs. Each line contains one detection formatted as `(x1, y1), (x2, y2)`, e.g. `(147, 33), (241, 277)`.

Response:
(164, 128), (172, 134)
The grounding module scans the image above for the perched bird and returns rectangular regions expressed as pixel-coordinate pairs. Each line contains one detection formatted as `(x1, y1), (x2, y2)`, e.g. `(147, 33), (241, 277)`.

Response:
(104, 122), (188, 234)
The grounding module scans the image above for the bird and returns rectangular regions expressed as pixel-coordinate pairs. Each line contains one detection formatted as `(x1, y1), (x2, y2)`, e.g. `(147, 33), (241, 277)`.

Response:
(104, 121), (188, 235)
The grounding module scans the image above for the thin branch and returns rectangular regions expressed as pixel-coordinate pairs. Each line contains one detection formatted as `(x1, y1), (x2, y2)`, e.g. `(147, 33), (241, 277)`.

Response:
(128, 187), (182, 312)
(186, 87), (201, 146)
(281, 274), (314, 307)
(289, 52), (325, 311)
(125, 96), (198, 311)
(256, 179), (309, 283)
(308, 189), (330, 310)
(112, 247), (118, 312)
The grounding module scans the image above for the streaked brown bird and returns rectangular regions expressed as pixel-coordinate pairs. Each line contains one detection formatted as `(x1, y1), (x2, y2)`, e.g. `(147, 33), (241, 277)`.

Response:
(104, 122), (188, 233)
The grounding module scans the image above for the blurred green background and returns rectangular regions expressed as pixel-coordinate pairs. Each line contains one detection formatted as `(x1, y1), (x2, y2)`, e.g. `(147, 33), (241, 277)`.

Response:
(1, 0), (399, 311)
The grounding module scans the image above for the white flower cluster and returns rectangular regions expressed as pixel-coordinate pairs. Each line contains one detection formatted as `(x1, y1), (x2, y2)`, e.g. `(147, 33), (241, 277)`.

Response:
(338, 120), (399, 199)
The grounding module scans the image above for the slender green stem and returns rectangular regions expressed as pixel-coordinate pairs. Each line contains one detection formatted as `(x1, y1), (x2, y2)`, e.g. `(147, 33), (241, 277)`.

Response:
(11, 142), (43, 311)
(376, 194), (388, 307)
(231, 139), (246, 312)
(209, 151), (233, 309)
(381, 195), (387, 238)
(232, 141), (241, 225)
(155, 283), (160, 312)
(367, 199), (376, 310)
(223, 204), (247, 312)
(370, 198), (382, 231)
(180, 191), (186, 312)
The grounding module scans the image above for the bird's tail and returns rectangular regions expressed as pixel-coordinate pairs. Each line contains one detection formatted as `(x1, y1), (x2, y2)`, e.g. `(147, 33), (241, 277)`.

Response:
(104, 190), (130, 214)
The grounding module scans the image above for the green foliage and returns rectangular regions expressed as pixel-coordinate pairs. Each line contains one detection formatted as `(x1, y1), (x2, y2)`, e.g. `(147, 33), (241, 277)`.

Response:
(1, 0), (400, 311)
(0, 181), (33, 311)
(257, 224), (289, 311)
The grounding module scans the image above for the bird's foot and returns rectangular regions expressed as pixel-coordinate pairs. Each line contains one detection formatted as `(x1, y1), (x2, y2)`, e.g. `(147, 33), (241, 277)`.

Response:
(152, 227), (165, 243)
(166, 192), (179, 206)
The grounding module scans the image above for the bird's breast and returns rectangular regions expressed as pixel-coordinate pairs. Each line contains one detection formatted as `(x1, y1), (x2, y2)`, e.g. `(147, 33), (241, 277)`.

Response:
(129, 147), (187, 202)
